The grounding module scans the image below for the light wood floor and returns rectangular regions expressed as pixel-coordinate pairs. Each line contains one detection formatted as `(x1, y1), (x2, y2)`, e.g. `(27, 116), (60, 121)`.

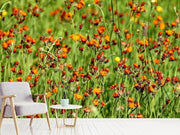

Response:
(0, 118), (179, 135)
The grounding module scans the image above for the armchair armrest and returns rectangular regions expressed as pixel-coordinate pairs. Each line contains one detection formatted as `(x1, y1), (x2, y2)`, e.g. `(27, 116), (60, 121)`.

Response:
(33, 93), (47, 97)
(33, 93), (47, 103)
(1, 95), (16, 99)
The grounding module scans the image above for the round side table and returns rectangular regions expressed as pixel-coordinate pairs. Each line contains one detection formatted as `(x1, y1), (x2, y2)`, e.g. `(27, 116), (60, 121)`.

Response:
(50, 104), (82, 128)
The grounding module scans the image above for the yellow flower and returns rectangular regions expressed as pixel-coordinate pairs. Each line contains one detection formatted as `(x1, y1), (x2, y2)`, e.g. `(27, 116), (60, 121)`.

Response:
(115, 57), (120, 62)
(130, 17), (138, 23)
(151, 0), (157, 3)
(46, 92), (52, 98)
(69, 34), (80, 41)
(156, 6), (163, 12)
(93, 88), (102, 95)
(2, 11), (8, 16)
(74, 93), (83, 100)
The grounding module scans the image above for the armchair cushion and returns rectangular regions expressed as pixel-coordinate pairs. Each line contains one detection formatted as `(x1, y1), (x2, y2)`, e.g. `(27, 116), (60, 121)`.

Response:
(4, 102), (47, 117)
(0, 82), (33, 108)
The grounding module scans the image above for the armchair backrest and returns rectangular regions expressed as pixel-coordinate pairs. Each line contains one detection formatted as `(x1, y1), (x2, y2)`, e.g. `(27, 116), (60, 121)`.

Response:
(0, 82), (33, 108)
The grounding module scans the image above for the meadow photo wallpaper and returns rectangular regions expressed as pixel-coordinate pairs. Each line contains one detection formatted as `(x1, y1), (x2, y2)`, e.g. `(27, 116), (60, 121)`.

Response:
(0, 0), (179, 118)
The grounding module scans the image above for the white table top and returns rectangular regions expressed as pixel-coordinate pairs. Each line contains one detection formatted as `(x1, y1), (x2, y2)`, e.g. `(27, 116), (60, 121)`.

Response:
(50, 104), (82, 109)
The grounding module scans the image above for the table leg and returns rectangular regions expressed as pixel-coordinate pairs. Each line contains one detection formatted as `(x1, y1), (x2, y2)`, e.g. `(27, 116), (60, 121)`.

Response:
(54, 109), (59, 128)
(73, 109), (78, 127)
(55, 109), (79, 128)
(65, 109), (78, 127)
(63, 112), (65, 125)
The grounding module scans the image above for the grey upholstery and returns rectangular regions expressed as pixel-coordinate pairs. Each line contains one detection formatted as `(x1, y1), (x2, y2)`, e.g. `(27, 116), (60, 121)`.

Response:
(0, 82), (47, 117)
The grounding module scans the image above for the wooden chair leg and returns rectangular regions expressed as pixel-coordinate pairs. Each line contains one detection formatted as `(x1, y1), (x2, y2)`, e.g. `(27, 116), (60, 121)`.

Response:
(29, 115), (34, 126)
(10, 97), (19, 135)
(42, 95), (51, 130)
(0, 98), (7, 129)
(30, 95), (39, 127)
(45, 112), (51, 130)
(54, 109), (59, 128)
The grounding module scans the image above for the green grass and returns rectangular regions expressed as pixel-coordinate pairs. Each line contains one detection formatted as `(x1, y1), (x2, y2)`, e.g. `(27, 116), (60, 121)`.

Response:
(0, 0), (179, 118)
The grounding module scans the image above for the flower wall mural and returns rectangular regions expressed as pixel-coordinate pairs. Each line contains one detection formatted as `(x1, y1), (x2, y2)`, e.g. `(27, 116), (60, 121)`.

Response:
(0, 0), (179, 118)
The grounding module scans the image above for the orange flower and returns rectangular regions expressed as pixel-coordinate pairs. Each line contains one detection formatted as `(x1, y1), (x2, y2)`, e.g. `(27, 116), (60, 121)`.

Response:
(93, 100), (99, 106)
(101, 101), (106, 107)
(52, 86), (58, 93)
(18, 69), (23, 74)
(154, 58), (160, 64)
(165, 77), (171, 82)
(65, 12), (73, 20)
(80, 0), (85, 6)
(124, 29), (129, 33)
(98, 26), (106, 34)
(32, 68), (38, 74)
(157, 16), (163, 21)
(100, 70), (107, 76)
(84, 92), (89, 97)
(126, 46), (133, 52)
(73, 71), (79, 76)
(128, 102), (135, 109)
(126, 33), (131, 40)
(159, 22), (165, 29)
(67, 64), (73, 70)
(124, 69), (130, 74)
(23, 25), (29, 31)
(94, 19), (100, 25)
(139, 40), (149, 46)
(133, 63), (139, 68)
(17, 77), (22, 82)
(10, 67), (16, 72)
(104, 35), (110, 43)
(46, 92), (52, 98)
(141, 75), (147, 81)
(170, 56), (175, 61)
(94, 0), (100, 4)
(113, 92), (119, 98)
(80, 73), (85, 77)
(138, 54), (144, 60)
(128, 97), (134, 102)
(78, 67), (83, 71)
(93, 88), (102, 95)
(74, 93), (83, 100)
(9, 79), (14, 82)
(137, 114), (143, 118)
(2, 42), (8, 49)
(171, 22), (176, 27)
(62, 52), (67, 58)
(69, 34), (80, 41)
(39, 53), (45, 59)
(70, 0), (74, 3)
(148, 85), (154, 92)
(166, 30), (174, 36)
(46, 28), (52, 33)
(27, 48), (32, 53)
(76, 4), (82, 9)
(109, 6), (112, 11)
(34, 75), (40, 82)
(129, 113), (134, 117)
(26, 36), (32, 42)
(26, 75), (32, 81)
(84, 106), (91, 113)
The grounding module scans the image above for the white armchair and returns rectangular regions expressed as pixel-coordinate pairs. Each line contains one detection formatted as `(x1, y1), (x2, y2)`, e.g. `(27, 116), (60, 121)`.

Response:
(0, 82), (51, 135)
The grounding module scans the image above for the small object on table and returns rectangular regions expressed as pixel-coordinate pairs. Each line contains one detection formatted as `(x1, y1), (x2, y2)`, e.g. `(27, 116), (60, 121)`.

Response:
(50, 104), (82, 128)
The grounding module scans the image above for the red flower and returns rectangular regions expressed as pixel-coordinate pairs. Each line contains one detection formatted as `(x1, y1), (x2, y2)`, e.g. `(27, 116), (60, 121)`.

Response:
(165, 77), (171, 82)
